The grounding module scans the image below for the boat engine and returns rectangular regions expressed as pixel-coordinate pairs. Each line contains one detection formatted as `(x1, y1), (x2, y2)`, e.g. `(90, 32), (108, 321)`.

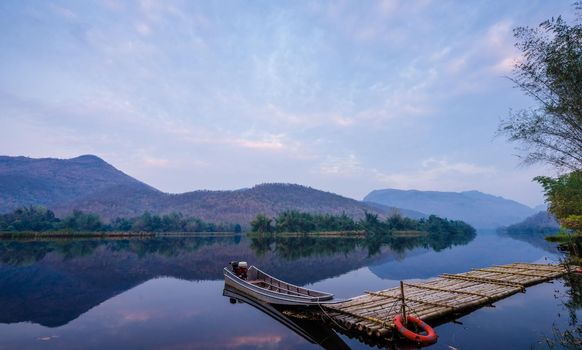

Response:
(237, 261), (248, 279)
(230, 261), (248, 279)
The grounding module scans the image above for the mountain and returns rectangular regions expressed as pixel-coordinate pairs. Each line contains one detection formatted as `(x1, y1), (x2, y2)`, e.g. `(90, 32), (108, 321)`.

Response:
(533, 203), (548, 212)
(504, 211), (559, 233)
(362, 201), (427, 220)
(364, 189), (536, 228)
(60, 182), (392, 225)
(499, 211), (560, 253)
(0, 155), (159, 213)
(0, 155), (405, 225)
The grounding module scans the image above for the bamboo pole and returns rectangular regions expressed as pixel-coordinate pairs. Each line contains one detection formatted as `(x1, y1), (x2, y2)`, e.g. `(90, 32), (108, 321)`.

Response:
(322, 305), (391, 329)
(472, 268), (550, 278)
(366, 290), (458, 310)
(403, 282), (493, 299)
(440, 273), (525, 291)
(400, 281), (407, 323)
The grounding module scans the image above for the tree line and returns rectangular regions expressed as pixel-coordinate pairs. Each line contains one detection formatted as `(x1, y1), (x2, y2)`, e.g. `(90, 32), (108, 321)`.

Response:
(250, 210), (475, 237)
(0, 206), (242, 233)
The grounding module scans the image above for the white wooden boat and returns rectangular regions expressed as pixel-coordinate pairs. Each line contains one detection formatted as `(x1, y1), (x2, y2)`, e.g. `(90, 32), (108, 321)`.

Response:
(223, 264), (335, 305)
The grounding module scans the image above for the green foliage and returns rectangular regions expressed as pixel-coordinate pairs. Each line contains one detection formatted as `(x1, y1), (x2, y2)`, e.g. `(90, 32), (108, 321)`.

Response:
(385, 213), (419, 230)
(536, 172), (582, 232)
(60, 210), (103, 231)
(0, 207), (239, 233)
(249, 211), (475, 247)
(499, 3), (582, 170)
(250, 214), (273, 233)
(249, 216), (476, 259)
(272, 210), (359, 233)
(0, 206), (59, 231)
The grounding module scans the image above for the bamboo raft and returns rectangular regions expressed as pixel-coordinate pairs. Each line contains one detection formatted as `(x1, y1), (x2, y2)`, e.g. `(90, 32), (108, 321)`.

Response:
(300, 263), (569, 340)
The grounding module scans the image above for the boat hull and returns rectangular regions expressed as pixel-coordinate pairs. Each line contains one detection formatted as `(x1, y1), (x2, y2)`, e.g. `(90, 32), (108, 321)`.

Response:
(223, 267), (337, 306)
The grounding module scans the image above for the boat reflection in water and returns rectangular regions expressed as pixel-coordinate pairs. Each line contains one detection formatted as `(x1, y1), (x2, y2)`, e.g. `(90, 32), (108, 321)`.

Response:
(223, 279), (432, 350)
(223, 285), (351, 350)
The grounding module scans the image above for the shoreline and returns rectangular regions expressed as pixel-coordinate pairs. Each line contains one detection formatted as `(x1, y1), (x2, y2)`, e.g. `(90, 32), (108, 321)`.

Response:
(0, 231), (240, 240)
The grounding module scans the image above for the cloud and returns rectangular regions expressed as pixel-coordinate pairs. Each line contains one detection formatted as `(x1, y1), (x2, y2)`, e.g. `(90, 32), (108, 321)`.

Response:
(318, 154), (363, 175)
(483, 20), (521, 74)
(0, 0), (562, 206)
(142, 156), (170, 168)
(225, 335), (282, 348)
(50, 4), (77, 19)
(135, 22), (152, 36)
(375, 158), (497, 190)
(233, 136), (286, 151)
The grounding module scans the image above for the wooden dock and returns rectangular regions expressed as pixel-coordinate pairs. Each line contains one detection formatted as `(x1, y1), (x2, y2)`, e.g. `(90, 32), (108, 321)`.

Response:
(306, 263), (569, 340)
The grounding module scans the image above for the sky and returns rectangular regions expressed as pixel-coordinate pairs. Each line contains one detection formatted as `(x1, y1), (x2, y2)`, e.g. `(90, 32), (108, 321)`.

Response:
(0, 0), (576, 206)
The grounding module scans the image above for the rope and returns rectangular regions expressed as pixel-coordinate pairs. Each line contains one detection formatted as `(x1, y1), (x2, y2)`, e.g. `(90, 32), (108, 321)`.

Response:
(317, 303), (349, 331)
(382, 298), (401, 324)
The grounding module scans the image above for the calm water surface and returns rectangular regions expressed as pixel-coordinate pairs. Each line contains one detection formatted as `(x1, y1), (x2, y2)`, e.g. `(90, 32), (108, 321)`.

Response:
(0, 230), (579, 349)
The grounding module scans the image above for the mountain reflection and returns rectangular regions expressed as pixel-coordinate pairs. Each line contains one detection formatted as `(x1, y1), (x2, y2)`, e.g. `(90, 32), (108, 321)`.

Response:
(498, 227), (561, 254)
(0, 229), (475, 328)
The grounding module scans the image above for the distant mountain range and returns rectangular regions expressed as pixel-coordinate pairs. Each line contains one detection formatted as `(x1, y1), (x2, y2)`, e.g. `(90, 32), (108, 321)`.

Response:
(0, 155), (408, 225)
(1, 155), (542, 228)
(364, 189), (537, 229)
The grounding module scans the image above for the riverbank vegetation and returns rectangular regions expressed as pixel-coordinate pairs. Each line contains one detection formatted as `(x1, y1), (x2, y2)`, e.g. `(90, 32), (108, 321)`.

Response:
(0, 206), (241, 234)
(249, 210), (475, 237)
(537, 172), (582, 244)
(249, 215), (476, 258)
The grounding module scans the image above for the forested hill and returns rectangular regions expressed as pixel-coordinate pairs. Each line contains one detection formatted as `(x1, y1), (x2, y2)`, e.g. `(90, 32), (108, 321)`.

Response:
(0, 155), (159, 212)
(0, 155), (409, 225)
(364, 188), (536, 228)
(62, 182), (393, 225)
(503, 211), (559, 234)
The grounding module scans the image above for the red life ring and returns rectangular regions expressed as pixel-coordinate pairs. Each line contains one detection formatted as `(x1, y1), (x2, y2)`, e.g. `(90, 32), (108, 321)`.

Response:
(393, 314), (437, 345)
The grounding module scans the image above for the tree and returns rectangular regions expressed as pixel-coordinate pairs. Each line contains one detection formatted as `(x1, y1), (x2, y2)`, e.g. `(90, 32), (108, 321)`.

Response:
(0, 206), (59, 231)
(61, 210), (103, 231)
(535, 172), (582, 230)
(250, 214), (273, 233)
(499, 3), (582, 170)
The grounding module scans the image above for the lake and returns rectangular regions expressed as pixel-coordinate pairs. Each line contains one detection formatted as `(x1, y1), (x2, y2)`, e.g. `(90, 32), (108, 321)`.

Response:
(0, 229), (579, 349)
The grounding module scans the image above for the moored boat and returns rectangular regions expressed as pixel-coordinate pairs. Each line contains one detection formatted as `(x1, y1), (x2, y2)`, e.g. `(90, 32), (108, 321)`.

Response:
(223, 261), (335, 305)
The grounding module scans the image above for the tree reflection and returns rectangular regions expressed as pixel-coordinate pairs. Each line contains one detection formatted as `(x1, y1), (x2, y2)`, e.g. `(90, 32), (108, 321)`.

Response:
(0, 235), (242, 266)
(249, 226), (477, 259)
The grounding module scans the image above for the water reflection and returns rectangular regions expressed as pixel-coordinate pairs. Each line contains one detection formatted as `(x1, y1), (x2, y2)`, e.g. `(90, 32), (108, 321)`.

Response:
(249, 227), (476, 259)
(0, 229), (475, 328)
(0, 229), (577, 350)
(223, 286), (350, 350)
(498, 227), (561, 255)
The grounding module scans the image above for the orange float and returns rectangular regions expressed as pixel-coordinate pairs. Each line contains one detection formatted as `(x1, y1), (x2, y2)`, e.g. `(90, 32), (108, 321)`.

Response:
(393, 314), (437, 346)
